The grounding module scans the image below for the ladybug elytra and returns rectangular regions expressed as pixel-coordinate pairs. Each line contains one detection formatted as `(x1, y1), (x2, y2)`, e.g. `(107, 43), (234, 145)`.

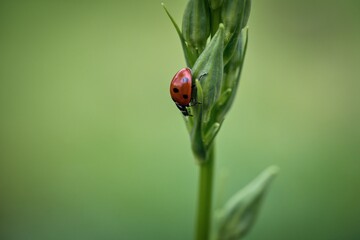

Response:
(170, 67), (193, 116)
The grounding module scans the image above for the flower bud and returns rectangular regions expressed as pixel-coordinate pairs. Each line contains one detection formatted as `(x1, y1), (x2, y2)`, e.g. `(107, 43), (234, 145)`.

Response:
(223, 23), (241, 66)
(221, 0), (249, 66)
(208, 0), (223, 10)
(241, 0), (251, 29)
(221, 0), (251, 42)
(182, 0), (211, 54)
(218, 28), (249, 121)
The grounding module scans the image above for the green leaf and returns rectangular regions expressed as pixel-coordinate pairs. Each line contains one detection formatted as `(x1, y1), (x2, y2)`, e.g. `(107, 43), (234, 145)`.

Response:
(190, 79), (207, 162)
(217, 166), (279, 240)
(162, 3), (197, 67)
(192, 24), (224, 125)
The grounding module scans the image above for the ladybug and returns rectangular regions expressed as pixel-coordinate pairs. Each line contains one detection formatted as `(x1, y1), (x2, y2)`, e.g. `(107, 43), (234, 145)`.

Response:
(170, 67), (193, 116)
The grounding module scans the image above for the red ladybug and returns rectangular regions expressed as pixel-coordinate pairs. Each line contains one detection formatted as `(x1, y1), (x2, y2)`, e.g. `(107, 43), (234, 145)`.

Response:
(170, 67), (193, 116)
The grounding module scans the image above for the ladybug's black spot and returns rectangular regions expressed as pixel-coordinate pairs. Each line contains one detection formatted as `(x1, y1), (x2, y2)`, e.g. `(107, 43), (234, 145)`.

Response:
(182, 77), (189, 83)
(183, 94), (188, 99)
(173, 88), (179, 93)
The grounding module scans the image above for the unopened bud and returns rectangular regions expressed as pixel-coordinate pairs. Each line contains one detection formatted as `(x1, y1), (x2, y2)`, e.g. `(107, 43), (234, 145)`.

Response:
(208, 0), (223, 10)
(221, 0), (251, 42)
(182, 0), (211, 53)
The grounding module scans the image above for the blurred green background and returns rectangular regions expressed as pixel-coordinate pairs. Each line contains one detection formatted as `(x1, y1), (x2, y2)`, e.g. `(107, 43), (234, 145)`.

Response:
(1, 0), (360, 239)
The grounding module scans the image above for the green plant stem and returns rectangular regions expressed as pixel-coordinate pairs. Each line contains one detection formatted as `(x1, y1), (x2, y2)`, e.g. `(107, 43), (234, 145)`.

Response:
(195, 143), (215, 240)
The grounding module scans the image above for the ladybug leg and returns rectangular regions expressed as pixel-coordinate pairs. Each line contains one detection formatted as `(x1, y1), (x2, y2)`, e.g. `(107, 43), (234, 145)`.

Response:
(189, 73), (207, 107)
(175, 103), (192, 117)
(191, 72), (208, 88)
(198, 72), (208, 81)
(190, 99), (201, 106)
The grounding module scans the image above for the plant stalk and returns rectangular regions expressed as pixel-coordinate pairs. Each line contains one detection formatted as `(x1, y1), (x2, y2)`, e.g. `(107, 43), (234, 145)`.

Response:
(195, 143), (215, 240)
